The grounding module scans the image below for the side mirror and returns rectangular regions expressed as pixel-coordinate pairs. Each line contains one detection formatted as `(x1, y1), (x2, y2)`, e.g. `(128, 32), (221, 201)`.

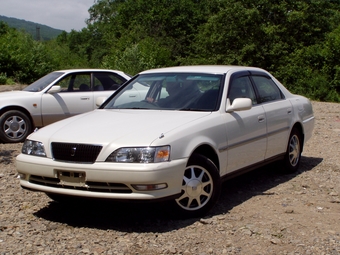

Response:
(226, 98), (252, 112)
(96, 96), (107, 107)
(47, 85), (62, 94)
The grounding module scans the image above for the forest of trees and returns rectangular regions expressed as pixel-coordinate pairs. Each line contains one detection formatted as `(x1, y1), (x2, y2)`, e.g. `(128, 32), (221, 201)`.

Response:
(0, 15), (64, 41)
(1, 0), (340, 102)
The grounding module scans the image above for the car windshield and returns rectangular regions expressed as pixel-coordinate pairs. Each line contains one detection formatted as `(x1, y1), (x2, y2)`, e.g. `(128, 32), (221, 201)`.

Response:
(23, 72), (65, 92)
(103, 73), (223, 111)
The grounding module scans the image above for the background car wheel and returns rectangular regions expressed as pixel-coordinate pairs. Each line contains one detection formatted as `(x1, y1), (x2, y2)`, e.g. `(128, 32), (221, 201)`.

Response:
(283, 127), (302, 173)
(174, 153), (221, 218)
(0, 110), (32, 143)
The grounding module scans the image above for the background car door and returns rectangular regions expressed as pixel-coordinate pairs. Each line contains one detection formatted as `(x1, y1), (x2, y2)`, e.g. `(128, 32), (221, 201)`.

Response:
(41, 71), (129, 126)
(251, 74), (293, 159)
(41, 73), (93, 126)
(90, 72), (128, 108)
(224, 74), (267, 173)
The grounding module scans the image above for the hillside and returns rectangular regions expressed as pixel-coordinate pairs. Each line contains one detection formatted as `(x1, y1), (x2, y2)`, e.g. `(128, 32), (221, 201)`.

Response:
(0, 15), (64, 40)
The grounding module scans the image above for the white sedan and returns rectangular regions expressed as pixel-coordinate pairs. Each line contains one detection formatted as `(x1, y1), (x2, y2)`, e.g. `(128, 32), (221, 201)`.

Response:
(16, 65), (315, 217)
(0, 69), (131, 143)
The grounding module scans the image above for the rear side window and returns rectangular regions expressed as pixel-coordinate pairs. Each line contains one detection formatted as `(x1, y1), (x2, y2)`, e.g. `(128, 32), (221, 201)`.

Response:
(252, 76), (284, 103)
(93, 72), (127, 91)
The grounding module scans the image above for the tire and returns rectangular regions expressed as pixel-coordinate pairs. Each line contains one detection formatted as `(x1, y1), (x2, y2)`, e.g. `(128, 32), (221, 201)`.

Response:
(0, 110), (32, 143)
(174, 153), (221, 218)
(283, 128), (302, 173)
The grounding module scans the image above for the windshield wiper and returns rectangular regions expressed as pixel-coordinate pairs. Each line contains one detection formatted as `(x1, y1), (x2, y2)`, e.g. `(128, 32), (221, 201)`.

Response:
(125, 107), (151, 109)
(178, 108), (209, 111)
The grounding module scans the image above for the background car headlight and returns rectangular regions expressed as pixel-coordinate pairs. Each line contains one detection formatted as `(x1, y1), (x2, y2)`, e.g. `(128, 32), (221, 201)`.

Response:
(22, 140), (46, 157)
(106, 146), (170, 163)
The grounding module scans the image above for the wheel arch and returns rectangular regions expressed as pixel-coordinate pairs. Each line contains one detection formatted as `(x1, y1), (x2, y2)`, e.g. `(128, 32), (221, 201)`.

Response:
(0, 106), (35, 127)
(190, 144), (220, 172)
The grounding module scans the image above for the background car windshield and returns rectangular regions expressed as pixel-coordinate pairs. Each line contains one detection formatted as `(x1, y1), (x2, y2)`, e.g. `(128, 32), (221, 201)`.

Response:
(23, 72), (65, 92)
(104, 73), (223, 111)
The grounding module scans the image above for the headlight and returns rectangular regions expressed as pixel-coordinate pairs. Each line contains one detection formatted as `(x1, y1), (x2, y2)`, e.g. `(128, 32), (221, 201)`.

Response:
(106, 146), (170, 163)
(22, 140), (46, 157)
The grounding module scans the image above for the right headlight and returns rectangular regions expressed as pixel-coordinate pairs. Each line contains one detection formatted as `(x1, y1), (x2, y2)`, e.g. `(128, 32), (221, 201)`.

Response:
(106, 146), (170, 163)
(22, 140), (46, 157)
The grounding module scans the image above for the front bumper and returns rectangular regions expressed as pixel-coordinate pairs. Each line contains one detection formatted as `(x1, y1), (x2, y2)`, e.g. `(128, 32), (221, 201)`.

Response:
(16, 154), (187, 200)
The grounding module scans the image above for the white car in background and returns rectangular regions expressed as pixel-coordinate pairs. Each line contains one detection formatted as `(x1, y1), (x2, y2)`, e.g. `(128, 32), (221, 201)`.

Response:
(0, 69), (131, 143)
(16, 65), (315, 217)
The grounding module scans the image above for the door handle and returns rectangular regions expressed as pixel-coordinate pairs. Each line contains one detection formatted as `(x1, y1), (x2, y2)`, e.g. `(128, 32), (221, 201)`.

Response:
(287, 108), (292, 114)
(258, 115), (265, 122)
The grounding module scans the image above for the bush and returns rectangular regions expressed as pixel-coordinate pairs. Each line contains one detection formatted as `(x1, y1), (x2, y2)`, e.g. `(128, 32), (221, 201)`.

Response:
(0, 73), (7, 85)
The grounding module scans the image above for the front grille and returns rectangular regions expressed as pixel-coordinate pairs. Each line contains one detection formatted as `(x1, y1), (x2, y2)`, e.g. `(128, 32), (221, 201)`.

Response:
(29, 175), (132, 193)
(51, 142), (102, 163)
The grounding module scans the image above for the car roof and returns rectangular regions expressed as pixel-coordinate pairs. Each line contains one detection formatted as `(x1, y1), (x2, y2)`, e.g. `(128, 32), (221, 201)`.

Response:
(55, 69), (128, 74)
(140, 65), (267, 75)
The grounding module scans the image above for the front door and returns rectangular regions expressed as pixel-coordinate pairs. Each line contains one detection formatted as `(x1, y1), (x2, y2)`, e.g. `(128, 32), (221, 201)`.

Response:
(41, 73), (93, 126)
(224, 74), (267, 173)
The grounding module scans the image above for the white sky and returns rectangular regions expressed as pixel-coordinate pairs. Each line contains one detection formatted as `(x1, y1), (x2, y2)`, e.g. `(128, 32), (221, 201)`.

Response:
(0, 0), (96, 32)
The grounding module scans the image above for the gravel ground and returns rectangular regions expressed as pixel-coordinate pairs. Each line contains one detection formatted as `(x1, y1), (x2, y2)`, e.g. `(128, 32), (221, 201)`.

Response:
(0, 84), (340, 254)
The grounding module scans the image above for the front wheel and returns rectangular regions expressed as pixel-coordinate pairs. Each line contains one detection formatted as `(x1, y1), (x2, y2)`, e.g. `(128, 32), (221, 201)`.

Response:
(174, 154), (221, 218)
(283, 128), (302, 173)
(0, 110), (32, 143)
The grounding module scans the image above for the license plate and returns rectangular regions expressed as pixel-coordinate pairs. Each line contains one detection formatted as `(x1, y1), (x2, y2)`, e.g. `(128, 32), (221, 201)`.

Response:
(57, 170), (87, 187)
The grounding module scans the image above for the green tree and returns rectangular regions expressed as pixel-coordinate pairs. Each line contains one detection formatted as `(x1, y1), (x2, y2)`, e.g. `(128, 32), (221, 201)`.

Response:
(102, 37), (173, 75)
(192, 0), (340, 70)
(85, 0), (217, 71)
(0, 21), (88, 84)
(0, 22), (55, 83)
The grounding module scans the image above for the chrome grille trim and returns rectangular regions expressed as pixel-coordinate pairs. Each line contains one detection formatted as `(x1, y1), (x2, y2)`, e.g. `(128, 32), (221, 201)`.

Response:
(51, 142), (102, 163)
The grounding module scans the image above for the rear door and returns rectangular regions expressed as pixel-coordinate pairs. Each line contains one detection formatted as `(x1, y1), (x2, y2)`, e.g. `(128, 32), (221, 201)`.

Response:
(90, 72), (129, 108)
(250, 73), (293, 158)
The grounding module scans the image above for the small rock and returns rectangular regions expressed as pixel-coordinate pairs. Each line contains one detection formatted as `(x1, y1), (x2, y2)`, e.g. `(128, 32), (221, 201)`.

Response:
(270, 238), (281, 244)
(183, 250), (192, 255)
(200, 218), (212, 224)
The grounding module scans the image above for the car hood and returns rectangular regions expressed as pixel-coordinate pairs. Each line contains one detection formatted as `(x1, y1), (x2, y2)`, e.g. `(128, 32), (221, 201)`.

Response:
(0, 90), (33, 100)
(0, 90), (32, 99)
(32, 109), (212, 146)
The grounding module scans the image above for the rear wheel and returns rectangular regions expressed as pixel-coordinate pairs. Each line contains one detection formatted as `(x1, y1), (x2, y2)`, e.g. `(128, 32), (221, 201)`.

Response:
(0, 110), (32, 143)
(283, 128), (302, 173)
(174, 154), (221, 218)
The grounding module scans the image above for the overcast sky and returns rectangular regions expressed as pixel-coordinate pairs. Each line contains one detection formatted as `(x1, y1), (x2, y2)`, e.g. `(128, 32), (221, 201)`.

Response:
(0, 0), (96, 32)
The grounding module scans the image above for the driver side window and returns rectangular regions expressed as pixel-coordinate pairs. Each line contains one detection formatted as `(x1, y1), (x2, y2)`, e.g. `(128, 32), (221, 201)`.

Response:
(228, 76), (257, 105)
(57, 73), (91, 92)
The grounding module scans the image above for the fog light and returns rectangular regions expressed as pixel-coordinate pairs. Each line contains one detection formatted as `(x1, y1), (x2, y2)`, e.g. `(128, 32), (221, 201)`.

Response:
(17, 173), (26, 179)
(132, 183), (167, 191)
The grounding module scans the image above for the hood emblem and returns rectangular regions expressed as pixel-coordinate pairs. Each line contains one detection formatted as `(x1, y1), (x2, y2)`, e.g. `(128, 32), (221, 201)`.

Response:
(70, 147), (77, 156)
